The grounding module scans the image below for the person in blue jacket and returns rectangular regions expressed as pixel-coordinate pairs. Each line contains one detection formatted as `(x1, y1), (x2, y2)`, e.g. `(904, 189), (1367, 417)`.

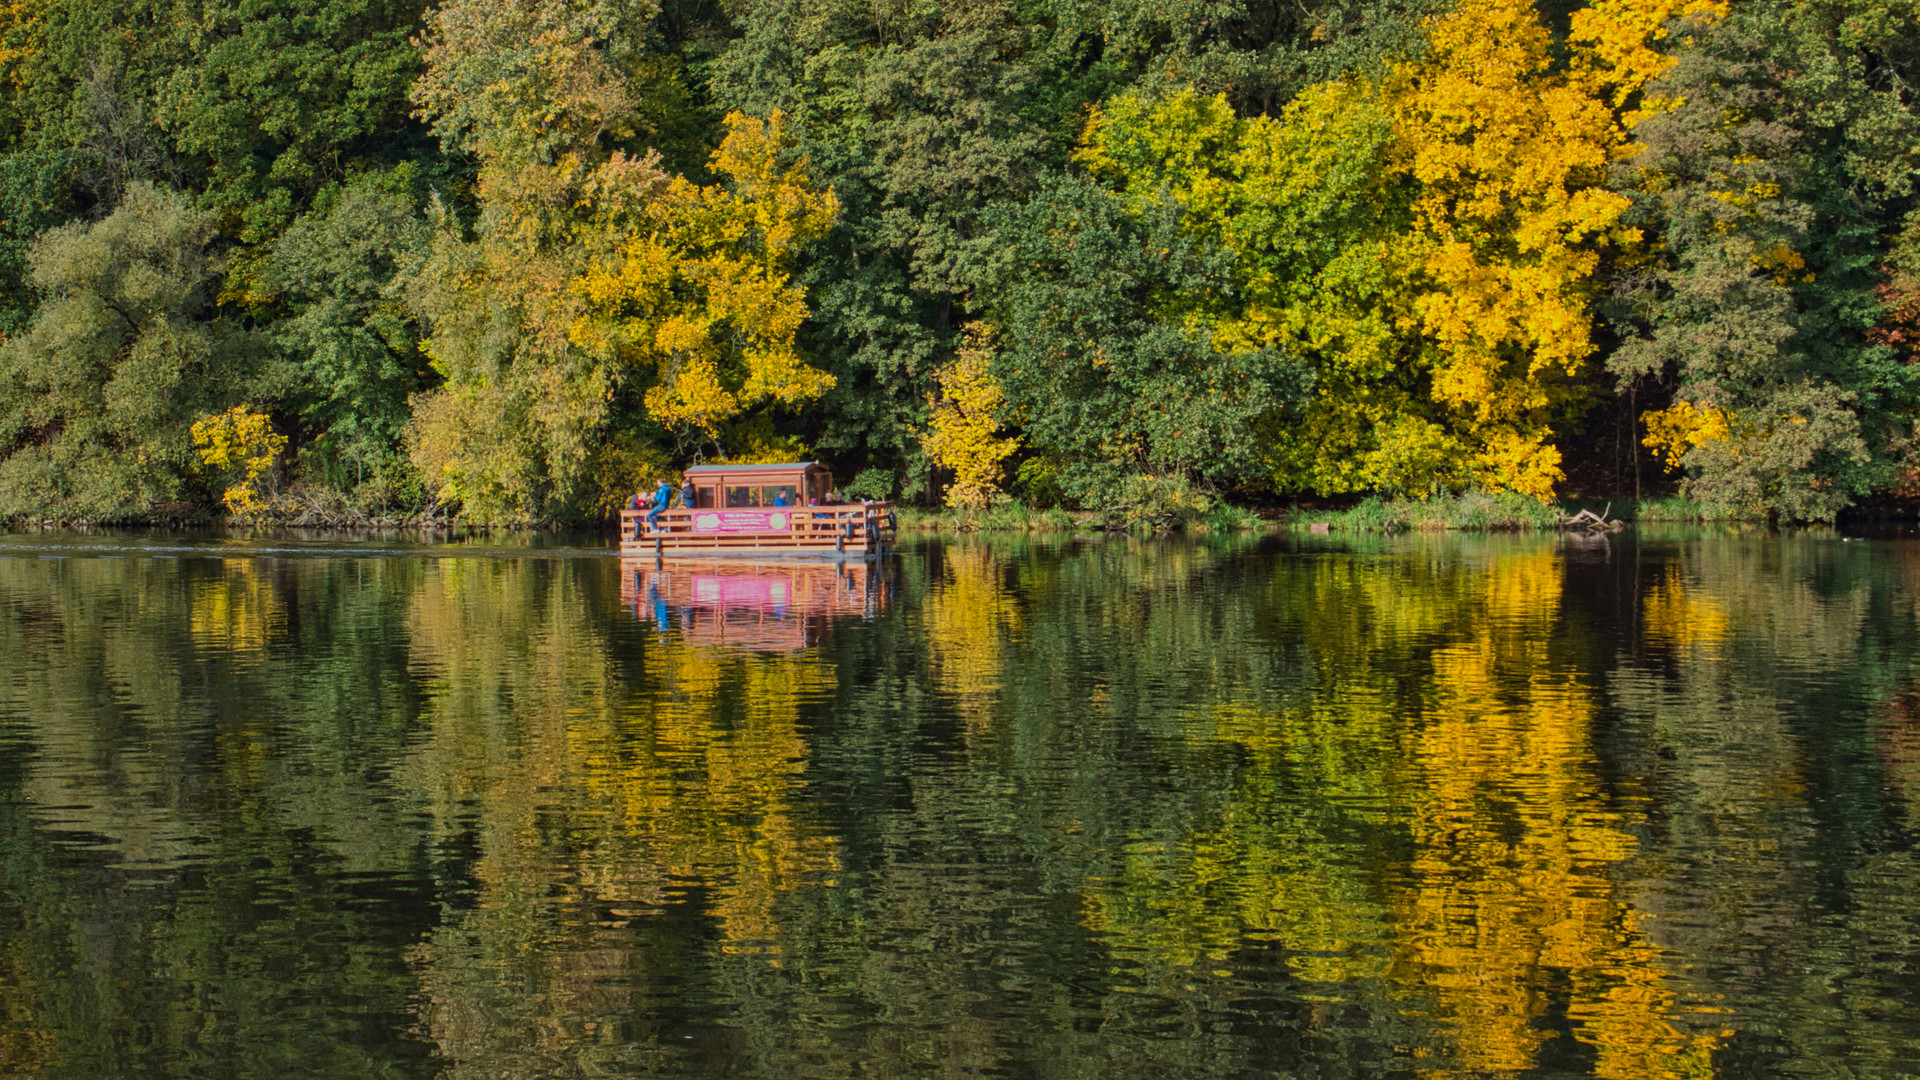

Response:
(646, 477), (674, 532)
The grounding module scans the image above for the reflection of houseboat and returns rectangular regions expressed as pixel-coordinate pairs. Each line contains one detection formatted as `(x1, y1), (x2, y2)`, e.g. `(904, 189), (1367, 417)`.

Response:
(619, 461), (895, 558)
(620, 558), (893, 651)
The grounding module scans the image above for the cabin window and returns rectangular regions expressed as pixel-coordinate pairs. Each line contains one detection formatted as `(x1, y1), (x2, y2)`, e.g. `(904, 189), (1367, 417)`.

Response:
(807, 474), (828, 505)
(695, 485), (716, 508)
(725, 485), (758, 507)
(762, 484), (799, 507)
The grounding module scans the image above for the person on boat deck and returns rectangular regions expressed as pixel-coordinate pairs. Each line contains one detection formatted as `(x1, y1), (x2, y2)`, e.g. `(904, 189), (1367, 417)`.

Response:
(625, 489), (647, 539)
(773, 490), (789, 507)
(646, 478), (673, 531)
(680, 477), (695, 510)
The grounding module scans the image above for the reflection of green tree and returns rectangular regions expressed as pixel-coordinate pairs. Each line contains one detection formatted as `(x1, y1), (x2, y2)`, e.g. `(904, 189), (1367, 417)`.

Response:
(0, 552), (439, 1080)
(1605, 533), (1920, 1074)
(994, 537), (1712, 1076)
(815, 533), (1920, 1077)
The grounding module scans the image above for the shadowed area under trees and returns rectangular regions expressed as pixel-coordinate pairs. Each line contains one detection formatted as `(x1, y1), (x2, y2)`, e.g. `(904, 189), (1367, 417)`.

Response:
(2, 0), (1920, 523)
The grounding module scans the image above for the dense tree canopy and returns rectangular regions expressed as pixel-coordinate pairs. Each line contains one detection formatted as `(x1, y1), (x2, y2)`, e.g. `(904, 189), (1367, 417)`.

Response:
(0, 0), (1917, 522)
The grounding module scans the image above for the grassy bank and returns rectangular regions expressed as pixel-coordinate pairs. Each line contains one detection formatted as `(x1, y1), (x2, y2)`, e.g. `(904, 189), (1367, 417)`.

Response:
(1630, 496), (1767, 523)
(1287, 491), (1782, 532)
(1290, 491), (1566, 533)
(896, 500), (1272, 533)
(896, 504), (1086, 532)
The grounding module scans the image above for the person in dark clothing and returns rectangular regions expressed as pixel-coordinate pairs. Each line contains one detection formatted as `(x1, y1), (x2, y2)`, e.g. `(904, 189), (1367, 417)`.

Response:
(646, 478), (674, 531)
(680, 477), (695, 510)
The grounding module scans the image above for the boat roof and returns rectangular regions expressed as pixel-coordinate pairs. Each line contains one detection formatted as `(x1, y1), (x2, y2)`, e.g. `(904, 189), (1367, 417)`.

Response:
(684, 461), (825, 475)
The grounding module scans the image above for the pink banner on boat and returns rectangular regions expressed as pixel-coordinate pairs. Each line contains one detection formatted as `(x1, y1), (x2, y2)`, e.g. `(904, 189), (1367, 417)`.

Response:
(690, 509), (793, 534)
(689, 575), (791, 607)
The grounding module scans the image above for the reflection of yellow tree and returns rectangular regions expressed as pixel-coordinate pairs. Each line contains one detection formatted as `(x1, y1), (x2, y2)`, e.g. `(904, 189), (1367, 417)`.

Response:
(584, 642), (839, 952)
(1402, 546), (1712, 1077)
(398, 557), (840, 1077)
(187, 558), (286, 653)
(1643, 563), (1732, 657)
(923, 543), (1023, 744)
(1077, 538), (1714, 1076)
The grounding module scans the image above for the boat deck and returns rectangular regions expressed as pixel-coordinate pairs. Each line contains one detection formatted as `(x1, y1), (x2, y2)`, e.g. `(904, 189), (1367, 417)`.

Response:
(618, 502), (896, 558)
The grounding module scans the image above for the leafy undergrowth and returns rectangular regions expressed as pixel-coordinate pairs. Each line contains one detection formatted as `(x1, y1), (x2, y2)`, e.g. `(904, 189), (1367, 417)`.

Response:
(1289, 490), (1783, 532)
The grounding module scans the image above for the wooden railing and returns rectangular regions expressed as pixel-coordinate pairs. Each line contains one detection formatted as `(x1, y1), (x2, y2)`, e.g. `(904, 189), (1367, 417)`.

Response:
(619, 501), (896, 549)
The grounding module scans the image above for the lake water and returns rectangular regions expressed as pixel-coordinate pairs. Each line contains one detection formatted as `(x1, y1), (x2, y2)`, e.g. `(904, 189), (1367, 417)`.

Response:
(1, 529), (1918, 1079)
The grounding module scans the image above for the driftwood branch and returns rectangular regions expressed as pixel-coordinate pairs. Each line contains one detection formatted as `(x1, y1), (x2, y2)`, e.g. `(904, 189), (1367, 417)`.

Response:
(1558, 505), (1625, 532)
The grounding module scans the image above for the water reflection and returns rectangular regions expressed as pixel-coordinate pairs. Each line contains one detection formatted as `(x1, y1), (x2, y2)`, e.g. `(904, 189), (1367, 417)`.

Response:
(620, 558), (892, 651)
(0, 533), (1918, 1077)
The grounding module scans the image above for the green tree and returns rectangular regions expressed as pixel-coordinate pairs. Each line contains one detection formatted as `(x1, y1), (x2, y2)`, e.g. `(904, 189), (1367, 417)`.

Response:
(709, 0), (1437, 499)
(1074, 84), (1424, 497)
(0, 148), (75, 334)
(260, 181), (432, 500)
(2, 0), (436, 238)
(1609, 0), (1920, 521)
(708, 0), (1072, 493)
(0, 182), (250, 517)
(991, 174), (1309, 514)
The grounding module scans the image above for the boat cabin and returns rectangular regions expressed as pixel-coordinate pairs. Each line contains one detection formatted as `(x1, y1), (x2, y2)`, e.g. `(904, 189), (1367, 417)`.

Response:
(619, 461), (894, 558)
(681, 461), (836, 510)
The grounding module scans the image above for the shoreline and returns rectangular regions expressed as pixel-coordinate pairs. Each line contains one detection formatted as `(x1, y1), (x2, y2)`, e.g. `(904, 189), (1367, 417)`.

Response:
(0, 494), (1856, 538)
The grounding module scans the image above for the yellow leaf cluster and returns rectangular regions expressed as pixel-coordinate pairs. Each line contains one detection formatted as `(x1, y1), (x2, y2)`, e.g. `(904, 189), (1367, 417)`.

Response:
(191, 406), (286, 515)
(0, 0), (45, 95)
(922, 325), (1019, 510)
(1570, 0), (1730, 126)
(576, 111), (838, 440)
(1754, 242), (1813, 284)
(1385, 0), (1641, 499)
(1641, 399), (1733, 469)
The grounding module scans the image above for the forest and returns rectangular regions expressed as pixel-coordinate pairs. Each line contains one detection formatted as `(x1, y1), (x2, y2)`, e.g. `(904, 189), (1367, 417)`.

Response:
(3, 0), (1919, 525)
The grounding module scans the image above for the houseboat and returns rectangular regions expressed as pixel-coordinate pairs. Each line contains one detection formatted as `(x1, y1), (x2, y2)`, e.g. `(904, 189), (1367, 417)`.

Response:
(618, 461), (896, 558)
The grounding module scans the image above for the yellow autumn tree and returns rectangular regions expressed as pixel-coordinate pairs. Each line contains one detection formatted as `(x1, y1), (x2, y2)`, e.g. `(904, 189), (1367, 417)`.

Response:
(922, 325), (1018, 510)
(191, 406), (286, 515)
(1381, 0), (1636, 499)
(406, 0), (836, 523)
(576, 111), (837, 442)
